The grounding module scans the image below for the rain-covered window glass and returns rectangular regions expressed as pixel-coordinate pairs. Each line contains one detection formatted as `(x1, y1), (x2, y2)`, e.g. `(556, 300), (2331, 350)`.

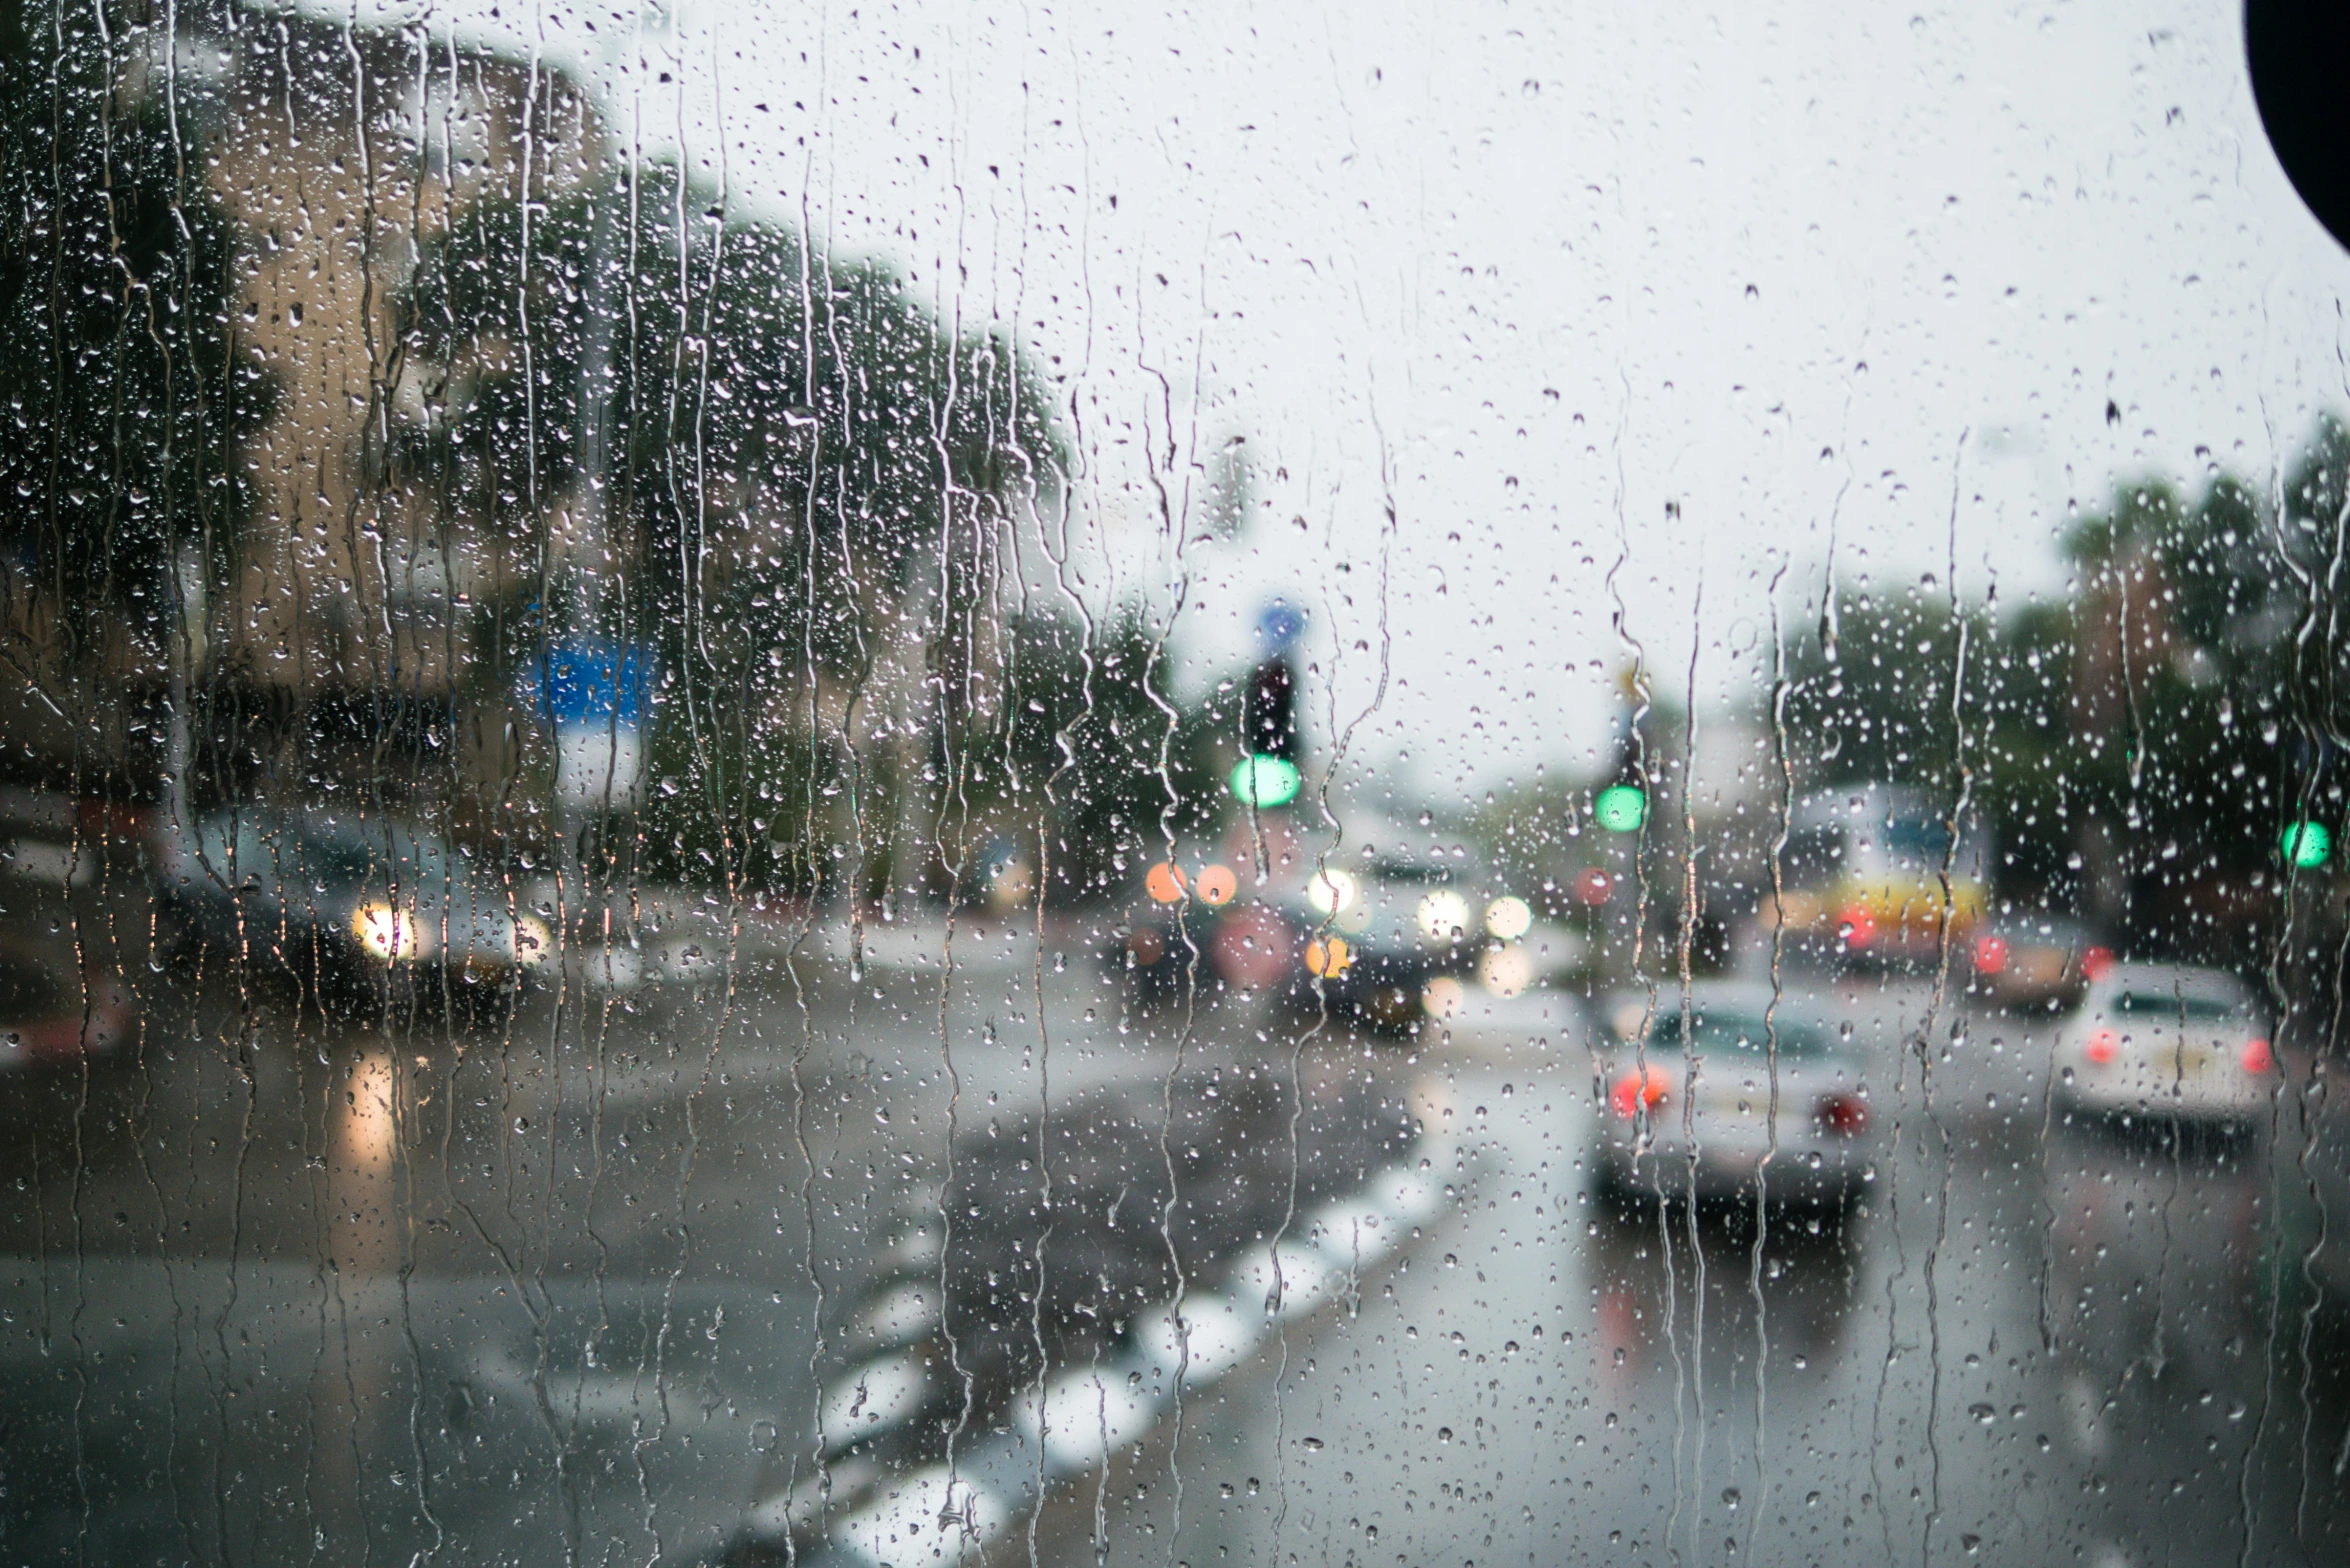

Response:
(10, 0), (2350, 1564)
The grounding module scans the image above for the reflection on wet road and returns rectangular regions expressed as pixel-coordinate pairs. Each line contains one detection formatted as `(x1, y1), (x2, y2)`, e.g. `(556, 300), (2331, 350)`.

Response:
(1063, 978), (2350, 1568)
(4, 942), (2347, 1567)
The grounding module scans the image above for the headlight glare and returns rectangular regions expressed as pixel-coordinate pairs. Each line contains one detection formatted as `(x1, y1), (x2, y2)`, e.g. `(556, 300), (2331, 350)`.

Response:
(353, 902), (423, 962)
(1416, 890), (1470, 943)
(513, 914), (552, 968)
(1305, 867), (1358, 916)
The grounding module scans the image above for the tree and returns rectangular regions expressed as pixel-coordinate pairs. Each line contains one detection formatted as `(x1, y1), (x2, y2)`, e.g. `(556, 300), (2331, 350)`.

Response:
(0, 0), (273, 670)
(1773, 422), (2350, 966)
(401, 160), (1083, 894)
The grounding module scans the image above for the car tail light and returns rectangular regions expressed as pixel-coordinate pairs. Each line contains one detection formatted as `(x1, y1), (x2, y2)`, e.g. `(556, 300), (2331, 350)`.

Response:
(1837, 905), (1876, 949)
(2081, 945), (2115, 982)
(1814, 1093), (1869, 1135)
(2240, 1037), (2273, 1074)
(1972, 935), (2008, 975)
(1610, 1066), (1671, 1120)
(2085, 1028), (2119, 1065)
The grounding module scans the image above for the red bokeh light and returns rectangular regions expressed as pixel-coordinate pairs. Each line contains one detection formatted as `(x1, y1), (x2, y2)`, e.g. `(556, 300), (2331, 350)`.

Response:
(1609, 1066), (1671, 1119)
(1814, 1093), (1869, 1135)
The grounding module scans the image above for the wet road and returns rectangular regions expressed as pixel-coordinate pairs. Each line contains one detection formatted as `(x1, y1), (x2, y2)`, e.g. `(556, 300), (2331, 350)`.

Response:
(0, 900), (1432, 1567)
(4, 917), (2347, 1568)
(1066, 976), (2350, 1568)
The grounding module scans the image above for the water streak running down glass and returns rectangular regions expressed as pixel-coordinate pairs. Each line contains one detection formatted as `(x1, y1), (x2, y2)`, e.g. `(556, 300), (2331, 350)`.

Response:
(5, 2), (2350, 1564)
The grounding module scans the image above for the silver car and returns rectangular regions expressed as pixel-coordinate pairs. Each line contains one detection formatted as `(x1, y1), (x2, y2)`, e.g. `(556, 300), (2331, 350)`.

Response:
(1591, 983), (1874, 1206)
(156, 807), (550, 1013)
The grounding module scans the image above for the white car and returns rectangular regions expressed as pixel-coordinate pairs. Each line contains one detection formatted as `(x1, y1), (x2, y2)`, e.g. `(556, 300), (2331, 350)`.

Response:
(1591, 984), (1875, 1206)
(2054, 964), (2273, 1127)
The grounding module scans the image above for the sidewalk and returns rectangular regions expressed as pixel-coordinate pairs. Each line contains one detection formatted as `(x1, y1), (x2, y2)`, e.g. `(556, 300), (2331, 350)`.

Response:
(519, 880), (1107, 986)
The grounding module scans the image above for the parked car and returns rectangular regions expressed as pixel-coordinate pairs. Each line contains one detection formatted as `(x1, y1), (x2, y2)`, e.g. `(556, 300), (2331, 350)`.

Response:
(0, 933), (132, 1068)
(1591, 983), (1875, 1207)
(2053, 964), (2271, 1129)
(156, 807), (549, 1013)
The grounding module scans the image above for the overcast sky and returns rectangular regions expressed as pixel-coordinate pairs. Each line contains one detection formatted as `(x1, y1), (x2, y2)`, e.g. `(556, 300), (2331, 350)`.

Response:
(322, 0), (2350, 806)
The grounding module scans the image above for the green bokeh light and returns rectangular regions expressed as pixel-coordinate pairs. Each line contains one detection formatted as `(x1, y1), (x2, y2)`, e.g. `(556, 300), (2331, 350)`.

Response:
(2283, 820), (2332, 870)
(1229, 753), (1302, 809)
(1595, 784), (1647, 833)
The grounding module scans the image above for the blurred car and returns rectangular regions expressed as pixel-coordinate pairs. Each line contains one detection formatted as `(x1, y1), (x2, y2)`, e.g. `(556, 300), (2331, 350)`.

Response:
(1591, 983), (1873, 1206)
(2054, 964), (2272, 1128)
(1106, 858), (1251, 1005)
(1968, 912), (2111, 1012)
(1107, 837), (1523, 1036)
(1269, 857), (1502, 1033)
(156, 807), (549, 1011)
(0, 934), (131, 1067)
(1762, 784), (1991, 971)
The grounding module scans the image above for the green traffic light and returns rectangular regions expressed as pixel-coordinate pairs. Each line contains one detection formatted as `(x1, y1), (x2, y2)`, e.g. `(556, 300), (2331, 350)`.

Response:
(1595, 784), (1646, 833)
(1229, 753), (1302, 809)
(2283, 820), (2332, 869)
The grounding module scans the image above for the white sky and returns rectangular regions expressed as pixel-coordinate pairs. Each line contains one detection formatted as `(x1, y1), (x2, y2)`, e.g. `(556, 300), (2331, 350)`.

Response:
(336, 0), (2350, 805)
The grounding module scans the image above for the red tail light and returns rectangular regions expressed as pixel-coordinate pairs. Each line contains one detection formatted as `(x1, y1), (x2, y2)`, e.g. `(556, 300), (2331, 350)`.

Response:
(1837, 905), (1876, 949)
(2085, 1028), (2119, 1065)
(2240, 1037), (2273, 1074)
(1814, 1093), (1869, 1135)
(2081, 945), (2115, 982)
(1610, 1066), (1671, 1120)
(1972, 936), (2009, 975)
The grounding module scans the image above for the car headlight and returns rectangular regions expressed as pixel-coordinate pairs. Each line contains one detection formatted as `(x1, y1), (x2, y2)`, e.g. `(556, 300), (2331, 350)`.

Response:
(352, 902), (424, 962)
(1478, 943), (1532, 998)
(1483, 895), (1533, 941)
(1416, 890), (1470, 943)
(1422, 975), (1467, 1019)
(1305, 867), (1358, 916)
(512, 914), (552, 968)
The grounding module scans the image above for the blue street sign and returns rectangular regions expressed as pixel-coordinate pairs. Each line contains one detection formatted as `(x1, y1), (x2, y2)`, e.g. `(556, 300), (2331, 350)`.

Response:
(1257, 601), (1305, 651)
(527, 641), (650, 729)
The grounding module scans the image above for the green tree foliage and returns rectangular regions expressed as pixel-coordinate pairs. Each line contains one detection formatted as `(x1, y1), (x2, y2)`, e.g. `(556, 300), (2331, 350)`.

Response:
(397, 163), (1235, 902)
(0, 0), (273, 659)
(1779, 421), (2350, 960)
(401, 164), (1057, 683)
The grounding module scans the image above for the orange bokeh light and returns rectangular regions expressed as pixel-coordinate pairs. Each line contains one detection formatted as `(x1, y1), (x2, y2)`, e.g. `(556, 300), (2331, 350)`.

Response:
(1304, 936), (1352, 977)
(1144, 862), (1188, 903)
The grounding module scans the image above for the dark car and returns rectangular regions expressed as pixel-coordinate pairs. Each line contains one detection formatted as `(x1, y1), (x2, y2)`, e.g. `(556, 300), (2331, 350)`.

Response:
(1267, 860), (1492, 1034)
(0, 934), (132, 1069)
(155, 807), (549, 1014)
(1968, 911), (2111, 1012)
(1107, 858), (1270, 1006)
(1108, 837), (1503, 1036)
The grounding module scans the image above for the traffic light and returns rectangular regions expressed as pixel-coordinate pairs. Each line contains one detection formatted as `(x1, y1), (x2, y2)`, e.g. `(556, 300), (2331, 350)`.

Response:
(1246, 655), (1298, 762)
(2283, 820), (2332, 870)
(1231, 603), (1304, 808)
(1229, 753), (1302, 808)
(1593, 673), (1648, 832)
(1595, 783), (1646, 833)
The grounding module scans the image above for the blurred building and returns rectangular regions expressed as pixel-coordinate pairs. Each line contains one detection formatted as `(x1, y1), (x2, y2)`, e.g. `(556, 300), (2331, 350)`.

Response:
(0, 9), (604, 807)
(200, 12), (603, 798)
